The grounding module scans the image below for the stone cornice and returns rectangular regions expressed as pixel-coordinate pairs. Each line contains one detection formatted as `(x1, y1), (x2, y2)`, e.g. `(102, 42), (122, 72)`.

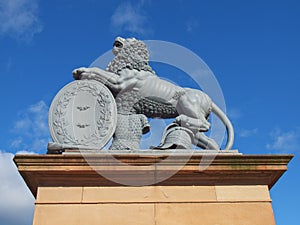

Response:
(14, 153), (293, 197)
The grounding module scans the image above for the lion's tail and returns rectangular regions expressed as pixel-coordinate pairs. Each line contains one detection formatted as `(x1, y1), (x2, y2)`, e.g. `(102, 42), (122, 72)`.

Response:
(211, 102), (234, 150)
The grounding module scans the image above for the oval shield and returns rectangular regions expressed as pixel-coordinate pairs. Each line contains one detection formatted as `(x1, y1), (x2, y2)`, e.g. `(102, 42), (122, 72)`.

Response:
(48, 80), (117, 150)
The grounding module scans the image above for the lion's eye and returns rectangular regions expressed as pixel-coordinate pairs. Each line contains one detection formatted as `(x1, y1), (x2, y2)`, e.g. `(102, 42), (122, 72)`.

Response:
(113, 41), (123, 48)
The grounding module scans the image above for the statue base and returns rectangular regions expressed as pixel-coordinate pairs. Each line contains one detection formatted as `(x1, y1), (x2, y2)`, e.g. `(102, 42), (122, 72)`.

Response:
(14, 152), (293, 225)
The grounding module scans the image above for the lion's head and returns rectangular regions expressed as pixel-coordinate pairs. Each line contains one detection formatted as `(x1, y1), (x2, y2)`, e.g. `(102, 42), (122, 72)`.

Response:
(106, 37), (154, 75)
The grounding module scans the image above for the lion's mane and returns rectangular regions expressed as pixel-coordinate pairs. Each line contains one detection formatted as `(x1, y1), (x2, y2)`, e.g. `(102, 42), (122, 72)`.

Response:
(106, 38), (155, 75)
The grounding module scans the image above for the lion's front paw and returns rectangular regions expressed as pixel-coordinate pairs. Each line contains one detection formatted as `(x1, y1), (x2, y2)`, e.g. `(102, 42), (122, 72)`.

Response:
(72, 67), (87, 80)
(72, 67), (95, 80)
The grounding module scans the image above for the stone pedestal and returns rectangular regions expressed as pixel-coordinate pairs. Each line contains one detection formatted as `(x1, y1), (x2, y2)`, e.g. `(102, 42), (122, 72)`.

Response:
(14, 152), (293, 225)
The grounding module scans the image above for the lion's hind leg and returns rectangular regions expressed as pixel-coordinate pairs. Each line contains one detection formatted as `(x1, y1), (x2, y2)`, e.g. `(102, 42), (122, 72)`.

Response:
(176, 89), (212, 132)
(175, 114), (210, 132)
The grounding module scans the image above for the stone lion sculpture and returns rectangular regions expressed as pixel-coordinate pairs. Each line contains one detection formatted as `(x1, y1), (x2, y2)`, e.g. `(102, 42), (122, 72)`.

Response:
(73, 37), (234, 150)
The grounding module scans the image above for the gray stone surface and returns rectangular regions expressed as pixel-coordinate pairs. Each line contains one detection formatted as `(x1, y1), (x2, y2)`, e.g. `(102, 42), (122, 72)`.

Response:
(62, 149), (241, 155)
(72, 37), (235, 151)
(48, 80), (117, 151)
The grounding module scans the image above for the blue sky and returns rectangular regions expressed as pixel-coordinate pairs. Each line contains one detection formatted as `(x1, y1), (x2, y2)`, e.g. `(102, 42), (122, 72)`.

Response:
(0, 0), (299, 224)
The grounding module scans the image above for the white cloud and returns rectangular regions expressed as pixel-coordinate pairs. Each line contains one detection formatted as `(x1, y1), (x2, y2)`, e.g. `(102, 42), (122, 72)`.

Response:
(10, 136), (23, 148)
(111, 1), (151, 36)
(12, 100), (49, 136)
(227, 108), (242, 121)
(28, 101), (49, 135)
(14, 117), (31, 131)
(16, 150), (36, 154)
(238, 128), (258, 138)
(0, 151), (35, 225)
(186, 19), (198, 32)
(0, 0), (43, 41)
(11, 100), (50, 153)
(266, 128), (299, 153)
